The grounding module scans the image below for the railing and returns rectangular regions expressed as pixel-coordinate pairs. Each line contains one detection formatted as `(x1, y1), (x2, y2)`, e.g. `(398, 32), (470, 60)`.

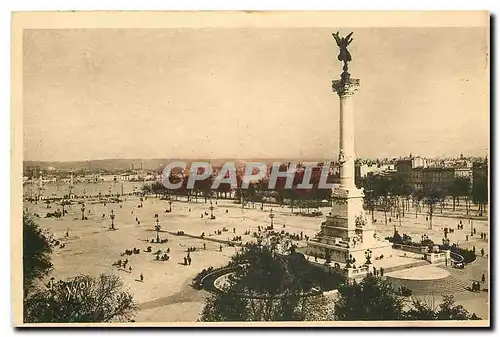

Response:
(450, 251), (464, 264)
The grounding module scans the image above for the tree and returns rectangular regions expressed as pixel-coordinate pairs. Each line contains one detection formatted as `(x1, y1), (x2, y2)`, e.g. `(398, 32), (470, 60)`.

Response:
(405, 295), (480, 320)
(412, 189), (424, 218)
(472, 174), (488, 216)
(334, 275), (404, 320)
(364, 193), (376, 221)
(372, 177), (392, 225)
(404, 299), (437, 320)
(391, 173), (412, 219)
(24, 274), (136, 323)
(334, 276), (481, 321)
(200, 244), (337, 322)
(450, 177), (470, 211)
(150, 181), (166, 198)
(436, 295), (479, 320)
(201, 291), (248, 321)
(422, 184), (445, 230)
(23, 214), (53, 296)
(140, 183), (152, 196)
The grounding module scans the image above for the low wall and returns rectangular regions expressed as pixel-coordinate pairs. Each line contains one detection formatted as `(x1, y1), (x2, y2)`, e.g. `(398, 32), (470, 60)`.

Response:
(345, 265), (370, 279)
(392, 244), (427, 255)
(424, 250), (450, 264)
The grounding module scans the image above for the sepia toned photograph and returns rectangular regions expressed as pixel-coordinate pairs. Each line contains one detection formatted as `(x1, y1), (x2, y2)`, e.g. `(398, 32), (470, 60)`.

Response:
(12, 11), (490, 327)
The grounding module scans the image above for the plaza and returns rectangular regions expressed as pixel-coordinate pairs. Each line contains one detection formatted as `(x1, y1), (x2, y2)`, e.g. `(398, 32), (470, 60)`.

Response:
(24, 181), (489, 322)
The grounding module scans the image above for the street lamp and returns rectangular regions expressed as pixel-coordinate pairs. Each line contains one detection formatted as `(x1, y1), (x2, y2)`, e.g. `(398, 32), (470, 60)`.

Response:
(155, 218), (161, 243)
(470, 218), (474, 236)
(209, 201), (214, 218)
(81, 204), (86, 220)
(140, 197), (144, 208)
(110, 210), (115, 230)
(365, 249), (372, 265)
(269, 209), (275, 230)
(61, 201), (66, 216)
(169, 200), (172, 212)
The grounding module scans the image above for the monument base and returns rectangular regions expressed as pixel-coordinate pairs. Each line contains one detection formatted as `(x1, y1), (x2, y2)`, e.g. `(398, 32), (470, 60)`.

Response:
(305, 239), (393, 265)
(306, 185), (393, 265)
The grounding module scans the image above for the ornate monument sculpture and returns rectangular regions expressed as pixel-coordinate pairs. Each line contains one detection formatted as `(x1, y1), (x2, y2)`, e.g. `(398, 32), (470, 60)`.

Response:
(306, 32), (391, 273)
(332, 31), (353, 79)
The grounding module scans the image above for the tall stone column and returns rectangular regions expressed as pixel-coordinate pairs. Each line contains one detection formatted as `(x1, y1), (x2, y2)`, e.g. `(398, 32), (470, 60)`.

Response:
(330, 77), (364, 231)
(333, 78), (360, 190)
(306, 32), (393, 266)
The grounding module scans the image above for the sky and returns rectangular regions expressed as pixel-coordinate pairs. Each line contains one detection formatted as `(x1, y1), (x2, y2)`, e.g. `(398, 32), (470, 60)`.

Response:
(23, 27), (489, 162)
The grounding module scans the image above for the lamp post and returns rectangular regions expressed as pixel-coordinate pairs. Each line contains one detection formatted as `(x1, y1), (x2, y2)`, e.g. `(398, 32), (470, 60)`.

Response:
(470, 218), (474, 236)
(61, 201), (66, 216)
(140, 197), (144, 208)
(110, 210), (115, 230)
(81, 204), (86, 220)
(37, 171), (44, 201)
(209, 202), (214, 219)
(365, 249), (372, 265)
(269, 209), (275, 230)
(169, 200), (172, 212)
(155, 218), (161, 243)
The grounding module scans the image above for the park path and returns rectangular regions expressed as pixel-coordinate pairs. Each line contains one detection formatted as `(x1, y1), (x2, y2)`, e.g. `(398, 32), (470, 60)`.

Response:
(137, 276), (207, 311)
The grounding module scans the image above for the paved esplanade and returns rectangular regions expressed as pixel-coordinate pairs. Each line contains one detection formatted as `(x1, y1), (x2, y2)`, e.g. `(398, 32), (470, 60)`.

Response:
(26, 192), (488, 321)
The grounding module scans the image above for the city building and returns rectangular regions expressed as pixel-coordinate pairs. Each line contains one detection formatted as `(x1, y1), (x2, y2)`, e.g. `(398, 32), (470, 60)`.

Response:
(412, 167), (455, 192)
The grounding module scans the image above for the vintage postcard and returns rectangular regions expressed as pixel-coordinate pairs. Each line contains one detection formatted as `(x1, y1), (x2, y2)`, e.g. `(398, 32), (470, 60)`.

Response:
(12, 11), (490, 327)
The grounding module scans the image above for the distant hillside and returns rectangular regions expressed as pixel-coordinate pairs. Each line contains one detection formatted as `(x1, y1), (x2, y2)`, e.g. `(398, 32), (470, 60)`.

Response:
(23, 158), (330, 171)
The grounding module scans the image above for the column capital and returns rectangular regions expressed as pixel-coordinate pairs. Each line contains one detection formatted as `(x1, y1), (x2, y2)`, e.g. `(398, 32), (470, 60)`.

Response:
(332, 78), (360, 98)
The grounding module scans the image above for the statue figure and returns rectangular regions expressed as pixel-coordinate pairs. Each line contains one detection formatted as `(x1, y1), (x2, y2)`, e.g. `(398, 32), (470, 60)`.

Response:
(338, 149), (347, 166)
(333, 32), (353, 64)
(332, 32), (354, 77)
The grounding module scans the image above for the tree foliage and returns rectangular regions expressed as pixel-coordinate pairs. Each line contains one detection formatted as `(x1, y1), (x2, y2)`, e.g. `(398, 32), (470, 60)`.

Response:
(405, 295), (481, 320)
(334, 275), (404, 320)
(23, 214), (53, 295)
(24, 274), (137, 323)
(334, 275), (481, 321)
(200, 244), (340, 322)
